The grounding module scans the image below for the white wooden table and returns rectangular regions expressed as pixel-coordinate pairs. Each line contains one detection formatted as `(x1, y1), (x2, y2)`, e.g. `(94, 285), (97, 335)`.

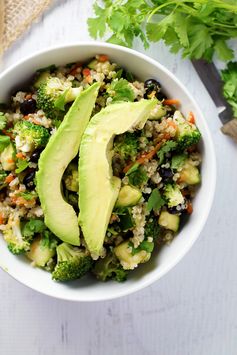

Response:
(1, 1), (237, 354)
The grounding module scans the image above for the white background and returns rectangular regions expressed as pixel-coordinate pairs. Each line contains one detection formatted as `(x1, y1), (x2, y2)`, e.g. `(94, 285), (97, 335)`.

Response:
(1, 1), (237, 354)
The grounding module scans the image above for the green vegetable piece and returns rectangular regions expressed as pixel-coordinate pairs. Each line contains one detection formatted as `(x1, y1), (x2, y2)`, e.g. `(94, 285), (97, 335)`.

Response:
(116, 185), (142, 207)
(179, 159), (201, 185)
(114, 240), (151, 270)
(173, 111), (201, 150)
(0, 143), (15, 171)
(15, 159), (29, 173)
(158, 211), (180, 233)
(0, 135), (10, 153)
(79, 99), (157, 256)
(147, 188), (166, 213)
(0, 112), (7, 130)
(108, 78), (135, 103)
(37, 76), (83, 119)
(157, 140), (177, 165)
(22, 219), (46, 239)
(63, 162), (79, 192)
(164, 184), (184, 208)
(27, 234), (56, 268)
(52, 243), (93, 282)
(37, 83), (100, 246)
(14, 120), (50, 152)
(92, 252), (127, 282)
(221, 62), (237, 117)
(113, 132), (138, 161)
(171, 154), (187, 170)
(128, 166), (148, 187)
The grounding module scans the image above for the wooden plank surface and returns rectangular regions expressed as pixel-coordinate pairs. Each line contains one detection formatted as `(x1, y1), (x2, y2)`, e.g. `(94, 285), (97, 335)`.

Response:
(0, 1), (237, 354)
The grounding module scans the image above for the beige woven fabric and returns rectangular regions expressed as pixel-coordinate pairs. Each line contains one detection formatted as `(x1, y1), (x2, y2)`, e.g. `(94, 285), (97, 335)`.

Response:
(0, 0), (54, 53)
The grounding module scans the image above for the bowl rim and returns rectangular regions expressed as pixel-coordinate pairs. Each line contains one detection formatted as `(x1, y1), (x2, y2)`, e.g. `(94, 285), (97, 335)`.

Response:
(0, 41), (216, 302)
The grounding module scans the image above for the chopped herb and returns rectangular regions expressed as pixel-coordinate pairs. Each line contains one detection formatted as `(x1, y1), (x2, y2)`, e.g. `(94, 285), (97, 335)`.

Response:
(129, 240), (154, 255)
(15, 159), (29, 173)
(108, 78), (135, 103)
(0, 112), (7, 130)
(221, 62), (237, 117)
(147, 188), (166, 213)
(157, 141), (177, 165)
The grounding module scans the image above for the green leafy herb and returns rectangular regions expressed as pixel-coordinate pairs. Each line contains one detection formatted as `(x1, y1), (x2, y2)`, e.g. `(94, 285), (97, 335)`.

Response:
(0, 135), (10, 152)
(129, 240), (154, 255)
(221, 62), (237, 117)
(0, 112), (7, 130)
(144, 218), (160, 241)
(116, 207), (134, 231)
(114, 132), (139, 161)
(15, 159), (29, 173)
(128, 166), (148, 187)
(108, 78), (135, 103)
(54, 89), (70, 111)
(88, 1), (237, 62)
(147, 188), (166, 213)
(157, 141), (177, 165)
(171, 154), (187, 170)
(18, 191), (37, 201)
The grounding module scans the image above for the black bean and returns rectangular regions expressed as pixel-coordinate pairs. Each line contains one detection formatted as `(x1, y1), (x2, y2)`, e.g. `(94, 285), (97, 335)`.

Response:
(23, 171), (35, 189)
(20, 99), (37, 115)
(30, 149), (42, 163)
(168, 202), (187, 214)
(159, 168), (173, 179)
(156, 91), (167, 101)
(144, 79), (161, 98)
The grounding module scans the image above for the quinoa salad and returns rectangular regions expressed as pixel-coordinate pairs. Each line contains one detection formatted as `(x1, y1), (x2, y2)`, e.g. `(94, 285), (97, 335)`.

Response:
(0, 55), (202, 283)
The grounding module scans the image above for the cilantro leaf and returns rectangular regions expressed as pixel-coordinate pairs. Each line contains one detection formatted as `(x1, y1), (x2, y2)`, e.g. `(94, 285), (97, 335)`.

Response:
(157, 141), (177, 165)
(108, 78), (135, 103)
(147, 188), (166, 213)
(221, 62), (237, 117)
(88, 0), (237, 62)
(15, 159), (29, 173)
(128, 166), (148, 187)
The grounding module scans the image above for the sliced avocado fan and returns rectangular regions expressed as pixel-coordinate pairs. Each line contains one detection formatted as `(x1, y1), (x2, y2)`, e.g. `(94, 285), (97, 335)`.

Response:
(36, 82), (100, 246)
(79, 99), (157, 255)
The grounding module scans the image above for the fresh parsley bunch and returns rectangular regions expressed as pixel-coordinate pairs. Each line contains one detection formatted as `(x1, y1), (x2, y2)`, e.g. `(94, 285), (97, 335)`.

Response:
(88, 0), (237, 61)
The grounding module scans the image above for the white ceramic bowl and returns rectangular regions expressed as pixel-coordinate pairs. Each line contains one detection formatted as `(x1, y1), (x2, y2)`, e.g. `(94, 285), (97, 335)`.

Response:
(0, 42), (216, 301)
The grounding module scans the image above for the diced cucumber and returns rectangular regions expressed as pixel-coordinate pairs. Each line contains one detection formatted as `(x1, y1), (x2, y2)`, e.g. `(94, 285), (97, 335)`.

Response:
(87, 59), (97, 70)
(149, 104), (167, 120)
(114, 241), (151, 270)
(27, 235), (55, 267)
(0, 143), (15, 171)
(158, 211), (180, 232)
(34, 71), (51, 89)
(179, 160), (200, 185)
(116, 185), (142, 207)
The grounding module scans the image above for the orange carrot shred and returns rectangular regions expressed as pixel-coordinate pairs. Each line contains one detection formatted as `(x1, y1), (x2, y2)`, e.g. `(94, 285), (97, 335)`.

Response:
(82, 68), (91, 77)
(163, 99), (180, 106)
(188, 111), (195, 124)
(16, 152), (26, 159)
(187, 202), (193, 214)
(98, 55), (109, 62)
(5, 174), (14, 183)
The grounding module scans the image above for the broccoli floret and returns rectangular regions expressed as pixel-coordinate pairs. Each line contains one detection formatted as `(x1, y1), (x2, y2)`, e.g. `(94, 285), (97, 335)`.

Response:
(92, 252), (128, 282)
(3, 212), (31, 254)
(173, 111), (201, 149)
(63, 162), (78, 192)
(52, 243), (93, 282)
(14, 120), (50, 152)
(0, 112), (7, 130)
(114, 132), (139, 161)
(37, 77), (82, 119)
(164, 183), (185, 208)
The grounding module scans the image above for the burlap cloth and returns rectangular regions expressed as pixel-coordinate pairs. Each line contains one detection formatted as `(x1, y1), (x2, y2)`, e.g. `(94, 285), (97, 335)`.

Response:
(0, 0), (54, 54)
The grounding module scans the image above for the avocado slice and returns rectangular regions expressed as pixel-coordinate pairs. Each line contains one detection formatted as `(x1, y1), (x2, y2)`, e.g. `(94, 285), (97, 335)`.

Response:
(79, 99), (157, 255)
(36, 82), (100, 246)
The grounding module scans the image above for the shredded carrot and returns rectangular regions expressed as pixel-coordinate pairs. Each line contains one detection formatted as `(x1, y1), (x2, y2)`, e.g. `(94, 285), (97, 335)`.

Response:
(69, 63), (82, 76)
(163, 99), (180, 106)
(7, 158), (14, 164)
(82, 68), (91, 77)
(16, 152), (26, 159)
(188, 111), (195, 124)
(98, 54), (109, 62)
(85, 75), (93, 84)
(25, 94), (32, 100)
(23, 115), (30, 120)
(167, 121), (177, 130)
(123, 134), (170, 174)
(0, 214), (4, 225)
(186, 202), (193, 214)
(5, 174), (14, 183)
